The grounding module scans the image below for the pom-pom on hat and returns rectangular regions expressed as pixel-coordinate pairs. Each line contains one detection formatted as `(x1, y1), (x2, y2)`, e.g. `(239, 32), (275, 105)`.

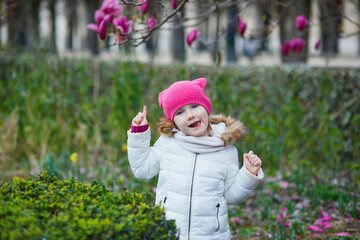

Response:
(158, 78), (212, 122)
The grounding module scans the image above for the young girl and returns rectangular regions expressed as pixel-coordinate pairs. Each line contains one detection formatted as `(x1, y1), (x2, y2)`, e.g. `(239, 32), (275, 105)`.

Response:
(127, 78), (264, 240)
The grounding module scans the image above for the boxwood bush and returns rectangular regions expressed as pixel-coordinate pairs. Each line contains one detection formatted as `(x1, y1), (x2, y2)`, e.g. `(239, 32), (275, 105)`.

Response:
(0, 171), (178, 240)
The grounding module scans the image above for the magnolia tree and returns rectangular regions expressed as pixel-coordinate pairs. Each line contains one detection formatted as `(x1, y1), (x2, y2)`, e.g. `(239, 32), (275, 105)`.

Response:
(87, 0), (355, 63)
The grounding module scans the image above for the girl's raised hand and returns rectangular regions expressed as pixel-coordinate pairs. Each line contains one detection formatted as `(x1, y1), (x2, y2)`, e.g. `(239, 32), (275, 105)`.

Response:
(243, 151), (262, 176)
(132, 106), (148, 126)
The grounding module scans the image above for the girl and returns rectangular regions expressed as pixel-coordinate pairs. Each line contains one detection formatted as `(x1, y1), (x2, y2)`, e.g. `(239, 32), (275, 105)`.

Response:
(127, 78), (264, 240)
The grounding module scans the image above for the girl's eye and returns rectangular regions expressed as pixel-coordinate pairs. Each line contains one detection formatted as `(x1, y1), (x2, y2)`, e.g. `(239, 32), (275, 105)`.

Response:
(191, 105), (198, 109)
(176, 111), (183, 115)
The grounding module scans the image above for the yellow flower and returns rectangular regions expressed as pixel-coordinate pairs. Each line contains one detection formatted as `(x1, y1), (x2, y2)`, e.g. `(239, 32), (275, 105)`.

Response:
(70, 152), (78, 162)
(121, 144), (127, 153)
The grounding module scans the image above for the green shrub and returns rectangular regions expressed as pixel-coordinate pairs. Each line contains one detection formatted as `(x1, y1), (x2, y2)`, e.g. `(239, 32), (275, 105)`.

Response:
(0, 171), (178, 240)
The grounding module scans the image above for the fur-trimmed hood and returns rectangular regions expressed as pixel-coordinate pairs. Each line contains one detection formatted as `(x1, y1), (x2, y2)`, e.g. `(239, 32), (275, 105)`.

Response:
(158, 114), (247, 146)
(210, 114), (247, 146)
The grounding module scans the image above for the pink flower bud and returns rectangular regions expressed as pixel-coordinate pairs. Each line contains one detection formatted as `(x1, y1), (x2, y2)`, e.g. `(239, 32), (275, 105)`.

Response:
(281, 41), (291, 56)
(296, 15), (308, 31)
(147, 17), (157, 30)
(171, 0), (177, 9)
(186, 29), (200, 46)
(140, 0), (149, 14)
(98, 20), (107, 40)
(237, 18), (247, 37)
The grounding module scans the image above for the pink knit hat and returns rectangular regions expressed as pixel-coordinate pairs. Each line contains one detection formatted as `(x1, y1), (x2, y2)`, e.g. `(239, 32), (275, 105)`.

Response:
(158, 78), (212, 122)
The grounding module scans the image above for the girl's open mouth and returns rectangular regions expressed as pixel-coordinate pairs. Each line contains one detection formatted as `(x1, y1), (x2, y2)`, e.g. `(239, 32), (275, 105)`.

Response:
(189, 121), (201, 128)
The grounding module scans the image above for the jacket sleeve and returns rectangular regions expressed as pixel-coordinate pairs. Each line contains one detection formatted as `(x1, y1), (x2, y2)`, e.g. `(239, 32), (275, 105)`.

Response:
(224, 147), (264, 205)
(127, 127), (163, 179)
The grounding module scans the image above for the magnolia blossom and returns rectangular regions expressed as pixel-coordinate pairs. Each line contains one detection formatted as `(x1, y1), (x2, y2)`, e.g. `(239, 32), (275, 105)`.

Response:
(140, 0), (149, 14)
(281, 41), (291, 55)
(113, 16), (132, 36)
(296, 15), (308, 31)
(147, 17), (157, 30)
(290, 38), (306, 52)
(280, 37), (306, 55)
(237, 18), (247, 37)
(87, 0), (123, 40)
(186, 29), (201, 46)
(171, 0), (177, 9)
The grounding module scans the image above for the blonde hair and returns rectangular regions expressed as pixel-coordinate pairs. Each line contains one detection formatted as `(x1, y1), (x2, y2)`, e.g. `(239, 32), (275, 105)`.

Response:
(157, 115), (212, 136)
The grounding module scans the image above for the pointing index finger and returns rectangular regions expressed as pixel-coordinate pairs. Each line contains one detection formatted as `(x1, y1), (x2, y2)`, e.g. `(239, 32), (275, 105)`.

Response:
(143, 106), (147, 118)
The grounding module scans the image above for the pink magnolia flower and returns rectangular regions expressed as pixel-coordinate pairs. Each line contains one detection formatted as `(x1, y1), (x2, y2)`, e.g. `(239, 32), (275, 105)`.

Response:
(113, 16), (132, 36)
(101, 0), (123, 15)
(140, 0), (149, 14)
(335, 232), (352, 237)
(290, 38), (306, 52)
(171, 0), (177, 9)
(296, 15), (308, 31)
(147, 17), (157, 30)
(87, 0), (123, 40)
(281, 41), (291, 56)
(315, 39), (321, 50)
(95, 10), (105, 25)
(186, 29), (201, 46)
(308, 225), (324, 232)
(87, 20), (107, 40)
(237, 17), (247, 37)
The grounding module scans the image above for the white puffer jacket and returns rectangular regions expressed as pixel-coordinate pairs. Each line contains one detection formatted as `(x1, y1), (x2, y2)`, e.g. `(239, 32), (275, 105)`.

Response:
(127, 115), (264, 240)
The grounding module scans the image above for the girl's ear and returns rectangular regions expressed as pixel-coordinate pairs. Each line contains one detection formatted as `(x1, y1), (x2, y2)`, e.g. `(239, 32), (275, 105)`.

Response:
(192, 78), (207, 89)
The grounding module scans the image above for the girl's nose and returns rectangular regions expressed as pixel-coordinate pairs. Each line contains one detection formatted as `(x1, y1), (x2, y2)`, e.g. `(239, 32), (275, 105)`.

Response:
(186, 109), (194, 120)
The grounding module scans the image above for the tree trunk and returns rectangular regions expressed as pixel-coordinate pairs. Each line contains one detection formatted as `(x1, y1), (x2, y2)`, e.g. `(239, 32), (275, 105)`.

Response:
(48, 0), (58, 54)
(257, 0), (272, 52)
(171, 11), (185, 62)
(318, 0), (342, 55)
(225, 2), (237, 63)
(7, 0), (26, 50)
(85, 0), (100, 55)
(65, 0), (77, 51)
(278, 0), (311, 63)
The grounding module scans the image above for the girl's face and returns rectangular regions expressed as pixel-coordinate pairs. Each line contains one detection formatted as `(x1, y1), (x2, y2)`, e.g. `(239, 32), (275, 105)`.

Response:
(173, 104), (209, 137)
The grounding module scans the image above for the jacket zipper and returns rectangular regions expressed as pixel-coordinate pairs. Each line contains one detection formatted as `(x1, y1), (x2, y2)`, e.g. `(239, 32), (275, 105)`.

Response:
(188, 153), (198, 240)
(215, 203), (220, 232)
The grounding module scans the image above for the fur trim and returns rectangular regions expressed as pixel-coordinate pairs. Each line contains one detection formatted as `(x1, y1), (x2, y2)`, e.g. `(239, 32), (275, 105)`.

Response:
(210, 114), (247, 145)
(158, 114), (247, 145)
